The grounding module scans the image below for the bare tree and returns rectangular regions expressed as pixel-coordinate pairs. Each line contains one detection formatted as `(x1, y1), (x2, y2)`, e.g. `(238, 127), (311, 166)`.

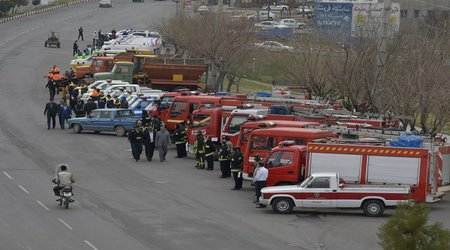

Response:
(155, 12), (257, 92)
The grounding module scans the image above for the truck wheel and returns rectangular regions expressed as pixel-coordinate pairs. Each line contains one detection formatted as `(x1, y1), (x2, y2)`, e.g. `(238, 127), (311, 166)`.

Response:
(73, 124), (82, 133)
(115, 126), (126, 137)
(362, 200), (384, 217)
(272, 197), (294, 214)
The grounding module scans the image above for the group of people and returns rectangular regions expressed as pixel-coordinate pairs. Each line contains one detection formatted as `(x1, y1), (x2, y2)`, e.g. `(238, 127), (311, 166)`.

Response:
(127, 112), (168, 162)
(43, 98), (73, 130)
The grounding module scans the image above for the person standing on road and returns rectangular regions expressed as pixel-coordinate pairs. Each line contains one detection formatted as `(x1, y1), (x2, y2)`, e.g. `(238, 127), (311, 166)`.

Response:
(230, 146), (244, 190)
(193, 132), (206, 169)
(44, 99), (58, 130)
(254, 159), (268, 208)
(78, 27), (84, 41)
(142, 124), (155, 161)
(128, 124), (143, 162)
(218, 142), (231, 178)
(205, 137), (215, 171)
(73, 41), (79, 56)
(74, 98), (85, 117)
(174, 124), (185, 158)
(155, 126), (170, 162)
(58, 101), (72, 129)
(92, 30), (98, 47)
(84, 98), (97, 115)
(180, 121), (188, 157)
(45, 73), (57, 100)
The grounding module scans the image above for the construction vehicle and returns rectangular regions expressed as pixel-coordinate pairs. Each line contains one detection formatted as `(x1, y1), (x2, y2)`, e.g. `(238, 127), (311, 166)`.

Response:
(94, 57), (207, 91)
(45, 32), (60, 48)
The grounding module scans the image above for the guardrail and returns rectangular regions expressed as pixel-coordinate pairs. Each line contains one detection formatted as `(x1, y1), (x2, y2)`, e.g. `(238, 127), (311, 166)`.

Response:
(0, 0), (96, 24)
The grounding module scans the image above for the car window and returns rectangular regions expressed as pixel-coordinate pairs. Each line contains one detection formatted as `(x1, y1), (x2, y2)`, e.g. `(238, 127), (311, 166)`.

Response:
(267, 151), (294, 168)
(100, 111), (112, 118)
(90, 111), (101, 119)
(170, 101), (187, 117)
(202, 102), (215, 108)
(307, 177), (330, 189)
(226, 115), (248, 134)
(116, 110), (133, 118)
(250, 136), (274, 150)
(192, 114), (210, 127)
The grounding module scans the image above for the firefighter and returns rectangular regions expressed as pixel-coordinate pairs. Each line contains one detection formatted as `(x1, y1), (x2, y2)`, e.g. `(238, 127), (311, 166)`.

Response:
(51, 65), (60, 75)
(218, 142), (231, 178)
(230, 146), (243, 190)
(106, 95), (115, 108)
(193, 131), (206, 169)
(128, 124), (143, 162)
(180, 121), (188, 157)
(174, 124), (185, 158)
(205, 137), (215, 170)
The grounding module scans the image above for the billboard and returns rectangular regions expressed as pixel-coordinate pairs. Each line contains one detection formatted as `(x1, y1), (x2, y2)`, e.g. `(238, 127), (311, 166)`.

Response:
(314, 3), (353, 32)
(351, 3), (401, 37)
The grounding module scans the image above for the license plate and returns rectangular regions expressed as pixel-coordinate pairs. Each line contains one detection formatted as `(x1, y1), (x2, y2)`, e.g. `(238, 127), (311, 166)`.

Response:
(63, 192), (72, 197)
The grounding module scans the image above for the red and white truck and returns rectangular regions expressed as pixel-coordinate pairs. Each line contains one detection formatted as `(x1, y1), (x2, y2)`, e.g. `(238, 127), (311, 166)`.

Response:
(259, 172), (411, 216)
(261, 142), (447, 203)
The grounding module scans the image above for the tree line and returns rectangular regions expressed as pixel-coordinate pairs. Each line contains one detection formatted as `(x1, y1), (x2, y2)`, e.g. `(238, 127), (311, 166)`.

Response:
(156, 10), (450, 133)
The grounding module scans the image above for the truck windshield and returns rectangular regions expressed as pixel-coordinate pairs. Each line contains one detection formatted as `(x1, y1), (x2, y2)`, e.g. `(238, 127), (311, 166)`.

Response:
(226, 115), (248, 134)
(170, 101), (187, 117)
(300, 176), (314, 187)
(192, 114), (211, 128)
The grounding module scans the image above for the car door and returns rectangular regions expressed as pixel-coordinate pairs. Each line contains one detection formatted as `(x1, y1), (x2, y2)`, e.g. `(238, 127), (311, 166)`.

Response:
(301, 177), (337, 208)
(84, 110), (102, 131)
(266, 150), (299, 186)
(97, 110), (114, 132)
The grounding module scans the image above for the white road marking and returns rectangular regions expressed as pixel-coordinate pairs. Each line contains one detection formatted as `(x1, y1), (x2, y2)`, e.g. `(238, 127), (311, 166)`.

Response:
(58, 218), (73, 230)
(18, 185), (29, 194)
(84, 240), (99, 250)
(36, 200), (50, 211)
(3, 171), (12, 179)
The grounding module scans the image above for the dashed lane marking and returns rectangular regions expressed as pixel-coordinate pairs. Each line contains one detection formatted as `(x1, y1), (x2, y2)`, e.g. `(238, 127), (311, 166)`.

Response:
(3, 171), (12, 179)
(36, 200), (50, 211)
(84, 240), (99, 250)
(58, 218), (73, 230)
(18, 185), (30, 194)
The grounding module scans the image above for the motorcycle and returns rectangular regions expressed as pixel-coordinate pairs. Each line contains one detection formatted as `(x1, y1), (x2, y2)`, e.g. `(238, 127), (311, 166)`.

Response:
(58, 186), (74, 209)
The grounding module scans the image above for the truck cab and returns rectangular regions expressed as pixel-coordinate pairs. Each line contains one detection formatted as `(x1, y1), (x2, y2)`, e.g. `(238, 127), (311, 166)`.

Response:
(221, 106), (268, 145)
(94, 61), (135, 83)
(243, 128), (334, 179)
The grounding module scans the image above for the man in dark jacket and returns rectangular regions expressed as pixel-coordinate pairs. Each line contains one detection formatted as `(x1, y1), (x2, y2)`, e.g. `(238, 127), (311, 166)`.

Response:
(205, 137), (215, 170)
(84, 98), (97, 115)
(74, 98), (85, 117)
(58, 101), (72, 129)
(142, 124), (155, 161)
(230, 147), (244, 190)
(174, 124), (185, 158)
(45, 75), (57, 100)
(128, 124), (143, 162)
(218, 142), (231, 178)
(44, 99), (59, 130)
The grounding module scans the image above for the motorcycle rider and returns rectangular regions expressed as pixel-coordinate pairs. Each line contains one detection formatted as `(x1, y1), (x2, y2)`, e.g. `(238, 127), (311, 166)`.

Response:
(52, 165), (75, 201)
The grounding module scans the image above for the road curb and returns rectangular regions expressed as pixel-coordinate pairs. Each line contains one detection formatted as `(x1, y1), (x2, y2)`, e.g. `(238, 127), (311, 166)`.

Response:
(0, 0), (96, 24)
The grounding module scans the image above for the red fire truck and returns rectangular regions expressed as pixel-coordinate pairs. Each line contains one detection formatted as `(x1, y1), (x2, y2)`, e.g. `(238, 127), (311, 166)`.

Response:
(261, 141), (448, 203)
(243, 128), (335, 180)
(187, 105), (268, 153)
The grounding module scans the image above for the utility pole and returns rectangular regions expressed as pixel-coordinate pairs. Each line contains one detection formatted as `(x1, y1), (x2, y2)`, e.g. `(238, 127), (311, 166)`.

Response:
(374, 0), (391, 110)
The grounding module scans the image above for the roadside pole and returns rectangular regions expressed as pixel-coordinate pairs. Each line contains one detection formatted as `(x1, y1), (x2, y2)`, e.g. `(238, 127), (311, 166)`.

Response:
(374, 0), (391, 109)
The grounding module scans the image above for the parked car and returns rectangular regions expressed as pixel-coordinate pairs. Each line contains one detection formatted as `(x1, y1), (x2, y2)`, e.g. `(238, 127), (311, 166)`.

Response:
(99, 0), (112, 8)
(254, 21), (288, 30)
(68, 109), (138, 136)
(245, 11), (276, 21)
(262, 3), (289, 11)
(279, 19), (307, 29)
(198, 5), (209, 14)
(255, 41), (294, 52)
(296, 5), (313, 14)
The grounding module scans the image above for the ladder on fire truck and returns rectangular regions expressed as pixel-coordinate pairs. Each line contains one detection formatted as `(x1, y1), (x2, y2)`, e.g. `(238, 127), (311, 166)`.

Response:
(316, 124), (449, 199)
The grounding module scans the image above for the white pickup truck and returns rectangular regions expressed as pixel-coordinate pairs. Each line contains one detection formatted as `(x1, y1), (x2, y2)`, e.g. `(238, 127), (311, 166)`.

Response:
(259, 172), (410, 217)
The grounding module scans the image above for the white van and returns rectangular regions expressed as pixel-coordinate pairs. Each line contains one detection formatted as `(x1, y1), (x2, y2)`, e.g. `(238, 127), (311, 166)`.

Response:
(82, 80), (129, 101)
(103, 84), (141, 97)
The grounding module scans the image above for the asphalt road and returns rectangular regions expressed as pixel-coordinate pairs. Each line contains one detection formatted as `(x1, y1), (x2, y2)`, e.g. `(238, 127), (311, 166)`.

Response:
(1, 2), (450, 250)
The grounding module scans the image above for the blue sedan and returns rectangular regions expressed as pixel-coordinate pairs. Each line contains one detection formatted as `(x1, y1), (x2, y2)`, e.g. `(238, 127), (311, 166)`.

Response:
(68, 109), (138, 136)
